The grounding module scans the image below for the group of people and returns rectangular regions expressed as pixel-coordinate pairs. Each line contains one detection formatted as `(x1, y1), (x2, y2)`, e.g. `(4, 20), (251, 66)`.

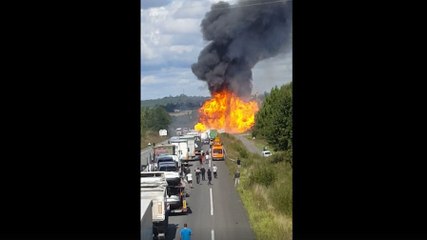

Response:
(177, 157), (243, 240)
(193, 164), (217, 185)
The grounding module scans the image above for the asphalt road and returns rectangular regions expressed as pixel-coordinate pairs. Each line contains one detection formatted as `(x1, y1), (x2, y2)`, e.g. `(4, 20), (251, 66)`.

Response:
(164, 144), (255, 240)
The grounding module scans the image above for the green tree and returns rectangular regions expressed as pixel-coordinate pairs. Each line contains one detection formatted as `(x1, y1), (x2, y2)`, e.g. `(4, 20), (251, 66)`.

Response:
(253, 83), (292, 151)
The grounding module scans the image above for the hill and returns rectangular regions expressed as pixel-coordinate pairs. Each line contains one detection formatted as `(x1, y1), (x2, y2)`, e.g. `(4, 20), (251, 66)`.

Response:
(141, 94), (210, 112)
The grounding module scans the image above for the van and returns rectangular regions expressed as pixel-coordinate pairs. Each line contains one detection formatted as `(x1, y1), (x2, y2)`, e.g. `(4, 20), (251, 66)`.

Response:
(211, 144), (225, 161)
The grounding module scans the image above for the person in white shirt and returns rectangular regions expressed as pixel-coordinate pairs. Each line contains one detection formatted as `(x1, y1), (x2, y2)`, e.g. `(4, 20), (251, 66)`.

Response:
(213, 164), (218, 178)
(186, 172), (193, 188)
(205, 153), (210, 166)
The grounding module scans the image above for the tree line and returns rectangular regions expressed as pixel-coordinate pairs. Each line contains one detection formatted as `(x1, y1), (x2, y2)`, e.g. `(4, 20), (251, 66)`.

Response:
(141, 94), (209, 112)
(141, 106), (171, 136)
(253, 82), (292, 152)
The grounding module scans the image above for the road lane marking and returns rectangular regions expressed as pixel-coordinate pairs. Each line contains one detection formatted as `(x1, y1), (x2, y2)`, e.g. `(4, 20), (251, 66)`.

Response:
(210, 187), (213, 215)
(209, 159), (212, 168)
(211, 229), (215, 240)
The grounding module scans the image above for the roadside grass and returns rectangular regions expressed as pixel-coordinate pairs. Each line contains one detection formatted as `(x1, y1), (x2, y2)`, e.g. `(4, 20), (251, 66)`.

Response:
(141, 131), (169, 149)
(222, 133), (292, 240)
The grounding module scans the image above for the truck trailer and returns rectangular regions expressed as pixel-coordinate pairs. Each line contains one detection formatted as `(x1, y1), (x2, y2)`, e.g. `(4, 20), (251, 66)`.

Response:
(141, 199), (153, 240)
(141, 172), (169, 239)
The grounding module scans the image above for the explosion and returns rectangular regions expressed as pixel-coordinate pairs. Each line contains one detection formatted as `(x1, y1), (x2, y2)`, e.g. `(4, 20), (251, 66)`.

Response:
(194, 90), (259, 134)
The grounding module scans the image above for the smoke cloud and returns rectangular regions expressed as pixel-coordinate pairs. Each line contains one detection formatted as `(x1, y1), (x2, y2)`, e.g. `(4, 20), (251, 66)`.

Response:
(191, 0), (292, 98)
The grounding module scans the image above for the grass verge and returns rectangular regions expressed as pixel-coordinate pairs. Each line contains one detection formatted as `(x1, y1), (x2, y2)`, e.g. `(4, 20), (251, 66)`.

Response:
(141, 131), (169, 149)
(222, 133), (292, 240)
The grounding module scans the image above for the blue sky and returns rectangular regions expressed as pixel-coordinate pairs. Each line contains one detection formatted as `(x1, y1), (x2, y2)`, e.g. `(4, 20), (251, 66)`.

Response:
(141, 0), (292, 100)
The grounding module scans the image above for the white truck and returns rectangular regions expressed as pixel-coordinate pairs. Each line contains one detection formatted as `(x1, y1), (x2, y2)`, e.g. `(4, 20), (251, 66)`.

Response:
(141, 199), (153, 240)
(180, 135), (196, 159)
(169, 137), (189, 161)
(141, 172), (169, 240)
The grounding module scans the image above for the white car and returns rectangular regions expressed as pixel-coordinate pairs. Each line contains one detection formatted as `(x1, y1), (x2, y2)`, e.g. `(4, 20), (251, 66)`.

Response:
(262, 150), (272, 157)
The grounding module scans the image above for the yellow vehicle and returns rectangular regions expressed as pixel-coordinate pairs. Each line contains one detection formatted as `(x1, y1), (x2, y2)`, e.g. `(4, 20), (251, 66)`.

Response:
(211, 140), (225, 161)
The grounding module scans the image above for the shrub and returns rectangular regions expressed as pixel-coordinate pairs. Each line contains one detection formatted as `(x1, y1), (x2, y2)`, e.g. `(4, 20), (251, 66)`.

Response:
(250, 165), (276, 186)
(270, 150), (292, 168)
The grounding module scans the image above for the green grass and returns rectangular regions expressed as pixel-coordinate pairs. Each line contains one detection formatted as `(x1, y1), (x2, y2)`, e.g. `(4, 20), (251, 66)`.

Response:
(222, 133), (292, 240)
(141, 131), (169, 149)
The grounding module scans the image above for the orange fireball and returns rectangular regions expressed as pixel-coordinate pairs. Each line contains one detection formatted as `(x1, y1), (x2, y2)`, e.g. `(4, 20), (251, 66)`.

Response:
(194, 90), (259, 133)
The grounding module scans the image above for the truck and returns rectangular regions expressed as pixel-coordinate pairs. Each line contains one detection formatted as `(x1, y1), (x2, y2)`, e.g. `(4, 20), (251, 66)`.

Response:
(141, 172), (169, 239)
(193, 135), (202, 156)
(153, 144), (176, 159)
(169, 137), (189, 161)
(180, 135), (196, 159)
(160, 163), (188, 214)
(209, 129), (218, 140)
(176, 128), (182, 136)
(141, 199), (153, 240)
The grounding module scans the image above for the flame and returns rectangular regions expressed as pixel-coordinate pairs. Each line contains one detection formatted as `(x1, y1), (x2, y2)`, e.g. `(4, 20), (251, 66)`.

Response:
(194, 90), (259, 134)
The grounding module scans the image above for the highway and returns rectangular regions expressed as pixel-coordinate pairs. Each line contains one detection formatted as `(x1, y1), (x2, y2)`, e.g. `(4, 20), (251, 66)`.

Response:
(162, 144), (255, 240)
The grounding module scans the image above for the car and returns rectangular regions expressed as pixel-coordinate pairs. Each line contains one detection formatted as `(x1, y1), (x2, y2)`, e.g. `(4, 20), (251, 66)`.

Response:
(262, 150), (272, 157)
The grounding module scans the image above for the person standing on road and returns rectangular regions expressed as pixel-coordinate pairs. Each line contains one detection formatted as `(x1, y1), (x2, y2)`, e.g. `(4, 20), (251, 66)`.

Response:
(199, 153), (203, 165)
(186, 172), (193, 188)
(195, 168), (201, 184)
(201, 166), (206, 181)
(207, 168), (212, 185)
(234, 170), (240, 187)
(213, 164), (218, 178)
(205, 153), (210, 163)
(179, 223), (192, 240)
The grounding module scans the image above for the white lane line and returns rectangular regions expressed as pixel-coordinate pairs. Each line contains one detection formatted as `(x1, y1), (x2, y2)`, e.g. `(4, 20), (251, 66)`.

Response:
(211, 229), (215, 240)
(209, 159), (212, 168)
(210, 187), (214, 215)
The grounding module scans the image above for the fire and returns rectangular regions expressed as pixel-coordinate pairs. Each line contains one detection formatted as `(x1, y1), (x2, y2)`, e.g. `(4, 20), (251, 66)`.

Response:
(194, 90), (259, 134)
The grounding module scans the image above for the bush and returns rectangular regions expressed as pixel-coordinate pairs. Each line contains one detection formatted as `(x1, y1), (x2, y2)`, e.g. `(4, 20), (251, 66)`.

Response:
(250, 165), (276, 186)
(270, 150), (292, 168)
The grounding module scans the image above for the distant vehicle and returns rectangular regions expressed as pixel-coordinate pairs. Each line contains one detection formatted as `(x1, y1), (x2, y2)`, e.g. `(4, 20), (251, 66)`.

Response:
(159, 129), (167, 136)
(209, 129), (218, 140)
(176, 128), (183, 136)
(262, 150), (272, 157)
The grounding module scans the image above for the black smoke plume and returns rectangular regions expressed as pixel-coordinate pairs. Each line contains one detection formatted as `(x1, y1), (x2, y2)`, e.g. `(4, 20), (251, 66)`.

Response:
(191, 0), (292, 98)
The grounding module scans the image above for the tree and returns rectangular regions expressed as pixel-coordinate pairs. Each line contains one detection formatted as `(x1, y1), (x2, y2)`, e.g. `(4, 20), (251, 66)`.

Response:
(253, 83), (292, 151)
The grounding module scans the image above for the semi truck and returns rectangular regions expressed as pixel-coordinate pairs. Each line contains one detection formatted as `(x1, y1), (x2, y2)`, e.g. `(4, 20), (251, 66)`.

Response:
(141, 172), (169, 239)
(153, 144), (176, 158)
(169, 137), (189, 161)
(180, 135), (196, 159)
(141, 199), (153, 240)
(209, 129), (218, 140)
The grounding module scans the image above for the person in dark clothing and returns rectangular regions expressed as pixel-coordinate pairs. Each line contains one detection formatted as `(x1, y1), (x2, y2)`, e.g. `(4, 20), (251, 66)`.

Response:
(237, 158), (241, 168)
(201, 166), (206, 181)
(207, 168), (212, 185)
(195, 168), (201, 184)
(234, 170), (240, 187)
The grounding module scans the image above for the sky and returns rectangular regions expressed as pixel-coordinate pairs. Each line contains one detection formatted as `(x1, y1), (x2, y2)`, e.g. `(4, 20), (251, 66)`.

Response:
(141, 0), (292, 100)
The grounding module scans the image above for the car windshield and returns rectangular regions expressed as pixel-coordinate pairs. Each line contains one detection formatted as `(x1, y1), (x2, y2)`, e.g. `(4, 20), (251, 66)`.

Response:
(159, 166), (177, 171)
(158, 157), (173, 162)
(213, 149), (222, 154)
